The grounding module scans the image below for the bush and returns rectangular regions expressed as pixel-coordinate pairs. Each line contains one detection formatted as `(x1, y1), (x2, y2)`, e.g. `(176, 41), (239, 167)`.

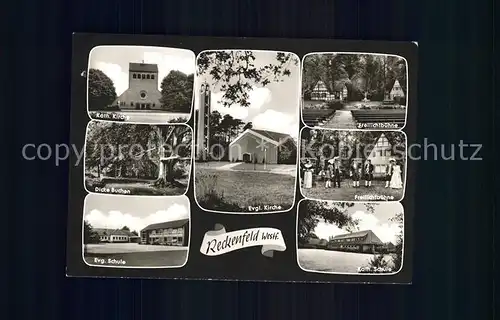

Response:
(326, 101), (344, 111)
(106, 105), (121, 111)
(196, 172), (243, 210)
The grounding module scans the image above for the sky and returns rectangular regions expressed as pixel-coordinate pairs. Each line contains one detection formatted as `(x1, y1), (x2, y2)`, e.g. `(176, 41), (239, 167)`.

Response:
(312, 202), (403, 244)
(84, 194), (189, 233)
(89, 45), (196, 96)
(194, 50), (301, 138)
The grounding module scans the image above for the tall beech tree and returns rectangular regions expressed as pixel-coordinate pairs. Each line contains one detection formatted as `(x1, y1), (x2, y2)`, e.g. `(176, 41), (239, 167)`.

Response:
(88, 68), (117, 111)
(197, 51), (298, 107)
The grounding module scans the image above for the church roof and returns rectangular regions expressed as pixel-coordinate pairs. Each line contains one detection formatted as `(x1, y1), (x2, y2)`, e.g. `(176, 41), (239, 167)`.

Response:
(251, 129), (294, 144)
(229, 128), (295, 147)
(129, 62), (159, 73)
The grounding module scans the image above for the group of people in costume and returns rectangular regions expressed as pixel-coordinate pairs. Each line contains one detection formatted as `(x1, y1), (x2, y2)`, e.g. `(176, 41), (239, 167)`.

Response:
(302, 157), (403, 189)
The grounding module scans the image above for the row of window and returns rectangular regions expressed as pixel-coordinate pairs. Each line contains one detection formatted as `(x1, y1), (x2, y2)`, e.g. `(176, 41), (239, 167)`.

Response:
(118, 101), (156, 108)
(149, 227), (184, 235)
(333, 237), (364, 243)
(100, 235), (128, 241)
(132, 73), (155, 80)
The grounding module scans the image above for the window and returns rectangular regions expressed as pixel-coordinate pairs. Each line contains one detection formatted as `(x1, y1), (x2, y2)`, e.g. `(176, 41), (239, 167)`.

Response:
(151, 74), (155, 79)
(146, 74), (150, 79)
(141, 74), (145, 79)
(152, 103), (155, 107)
(131, 102), (134, 106)
(133, 73), (137, 79)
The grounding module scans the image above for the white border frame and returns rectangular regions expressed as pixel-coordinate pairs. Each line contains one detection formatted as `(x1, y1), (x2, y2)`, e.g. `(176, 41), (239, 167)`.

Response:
(295, 199), (405, 276)
(298, 127), (408, 203)
(300, 51), (409, 131)
(192, 49), (302, 215)
(83, 120), (193, 197)
(81, 193), (191, 269)
(86, 45), (196, 125)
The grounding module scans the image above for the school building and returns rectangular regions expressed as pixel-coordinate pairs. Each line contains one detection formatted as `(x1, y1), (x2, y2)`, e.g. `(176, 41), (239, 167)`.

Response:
(140, 218), (190, 246)
(93, 228), (141, 243)
(328, 230), (384, 254)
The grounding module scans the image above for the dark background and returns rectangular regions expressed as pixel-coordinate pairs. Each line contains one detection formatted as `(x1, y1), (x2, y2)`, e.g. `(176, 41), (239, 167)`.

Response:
(68, 35), (416, 284)
(6, 0), (494, 319)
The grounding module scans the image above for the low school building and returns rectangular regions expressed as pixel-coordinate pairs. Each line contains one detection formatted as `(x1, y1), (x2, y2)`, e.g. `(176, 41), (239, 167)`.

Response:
(94, 228), (141, 243)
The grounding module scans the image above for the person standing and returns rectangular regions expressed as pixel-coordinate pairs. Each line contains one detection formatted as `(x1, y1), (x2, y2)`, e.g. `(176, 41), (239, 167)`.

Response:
(303, 160), (314, 189)
(332, 157), (342, 188)
(385, 158), (395, 188)
(350, 160), (362, 188)
(325, 160), (334, 188)
(390, 160), (403, 189)
(364, 159), (374, 187)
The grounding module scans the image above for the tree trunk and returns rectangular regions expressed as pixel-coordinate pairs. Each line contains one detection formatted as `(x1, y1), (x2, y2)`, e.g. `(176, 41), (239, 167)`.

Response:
(97, 164), (101, 178)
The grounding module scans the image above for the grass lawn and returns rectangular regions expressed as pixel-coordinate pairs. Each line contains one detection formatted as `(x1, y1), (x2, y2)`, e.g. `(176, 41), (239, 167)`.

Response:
(195, 167), (296, 212)
(300, 179), (403, 201)
(298, 248), (394, 274)
(85, 177), (188, 196)
(84, 249), (188, 267)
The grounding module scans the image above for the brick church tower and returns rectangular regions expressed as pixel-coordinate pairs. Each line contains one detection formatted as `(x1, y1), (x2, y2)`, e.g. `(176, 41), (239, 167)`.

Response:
(113, 62), (162, 110)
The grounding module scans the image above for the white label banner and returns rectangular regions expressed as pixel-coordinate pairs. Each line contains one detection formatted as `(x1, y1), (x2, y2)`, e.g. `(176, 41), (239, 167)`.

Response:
(200, 225), (286, 257)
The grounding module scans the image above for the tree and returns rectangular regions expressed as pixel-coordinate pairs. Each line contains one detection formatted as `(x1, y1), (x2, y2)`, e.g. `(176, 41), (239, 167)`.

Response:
(390, 212), (404, 272)
(197, 51), (298, 107)
(121, 226), (130, 231)
(298, 200), (357, 245)
(242, 122), (253, 130)
(278, 139), (297, 164)
(83, 220), (100, 244)
(160, 70), (194, 113)
(148, 125), (192, 188)
(302, 54), (328, 97)
(88, 68), (117, 111)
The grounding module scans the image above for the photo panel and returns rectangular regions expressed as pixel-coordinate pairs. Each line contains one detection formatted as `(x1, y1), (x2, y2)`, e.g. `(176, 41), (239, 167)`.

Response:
(82, 194), (190, 268)
(84, 120), (192, 196)
(193, 50), (301, 214)
(297, 199), (404, 275)
(301, 52), (408, 130)
(87, 45), (195, 124)
(299, 128), (407, 201)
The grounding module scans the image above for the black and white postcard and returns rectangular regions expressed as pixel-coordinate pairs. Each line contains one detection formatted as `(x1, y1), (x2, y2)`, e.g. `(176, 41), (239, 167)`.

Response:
(87, 46), (195, 124)
(68, 34), (417, 283)
(302, 52), (408, 130)
(193, 50), (300, 214)
(297, 199), (404, 274)
(83, 194), (190, 268)
(300, 128), (406, 201)
(84, 121), (192, 196)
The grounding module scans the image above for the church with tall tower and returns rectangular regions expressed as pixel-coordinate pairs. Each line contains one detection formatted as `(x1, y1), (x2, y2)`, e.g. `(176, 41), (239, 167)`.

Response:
(113, 62), (163, 110)
(195, 83), (211, 160)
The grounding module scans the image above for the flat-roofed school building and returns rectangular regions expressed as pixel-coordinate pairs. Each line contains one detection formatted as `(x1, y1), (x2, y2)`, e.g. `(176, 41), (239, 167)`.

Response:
(140, 218), (189, 246)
